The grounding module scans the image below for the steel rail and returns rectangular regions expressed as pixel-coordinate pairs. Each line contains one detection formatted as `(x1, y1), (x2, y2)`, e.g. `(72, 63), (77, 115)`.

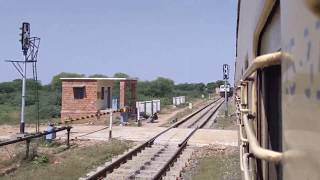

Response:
(153, 99), (224, 180)
(242, 114), (282, 162)
(185, 98), (223, 128)
(86, 124), (176, 180)
(152, 127), (198, 180)
(198, 99), (224, 129)
(85, 99), (221, 180)
(174, 98), (221, 128)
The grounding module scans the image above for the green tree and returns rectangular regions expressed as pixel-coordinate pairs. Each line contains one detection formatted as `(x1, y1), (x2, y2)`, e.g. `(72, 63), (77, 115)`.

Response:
(149, 77), (174, 97)
(50, 72), (85, 91)
(207, 82), (218, 93)
(113, 72), (129, 78)
(88, 74), (108, 78)
(112, 73), (130, 97)
(0, 79), (22, 93)
(216, 80), (225, 86)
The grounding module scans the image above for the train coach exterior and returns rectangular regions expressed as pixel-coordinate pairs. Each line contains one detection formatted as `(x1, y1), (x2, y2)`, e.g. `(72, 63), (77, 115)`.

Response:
(235, 0), (320, 179)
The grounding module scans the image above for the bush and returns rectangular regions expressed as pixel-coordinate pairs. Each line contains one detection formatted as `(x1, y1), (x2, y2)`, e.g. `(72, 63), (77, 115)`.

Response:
(32, 155), (49, 165)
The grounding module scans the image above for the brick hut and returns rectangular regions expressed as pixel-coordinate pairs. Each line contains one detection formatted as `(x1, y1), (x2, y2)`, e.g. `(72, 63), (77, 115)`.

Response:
(60, 77), (137, 122)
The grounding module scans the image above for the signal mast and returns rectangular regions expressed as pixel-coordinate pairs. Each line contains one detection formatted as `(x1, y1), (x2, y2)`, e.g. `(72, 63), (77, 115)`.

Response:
(5, 22), (41, 135)
(223, 64), (229, 117)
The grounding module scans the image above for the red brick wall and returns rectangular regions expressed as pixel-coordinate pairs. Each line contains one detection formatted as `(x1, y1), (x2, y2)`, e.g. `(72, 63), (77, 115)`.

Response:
(61, 80), (98, 121)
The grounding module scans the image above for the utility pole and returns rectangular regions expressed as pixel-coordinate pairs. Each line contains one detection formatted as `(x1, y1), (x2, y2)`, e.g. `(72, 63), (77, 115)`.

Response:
(223, 64), (229, 117)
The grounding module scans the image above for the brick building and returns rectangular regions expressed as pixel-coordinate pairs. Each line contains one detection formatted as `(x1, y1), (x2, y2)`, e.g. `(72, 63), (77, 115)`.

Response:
(60, 78), (137, 121)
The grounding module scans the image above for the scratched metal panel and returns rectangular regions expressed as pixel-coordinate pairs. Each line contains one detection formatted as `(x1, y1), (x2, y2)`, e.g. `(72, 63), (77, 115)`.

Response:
(259, 7), (281, 54)
(236, 0), (267, 84)
(281, 0), (320, 179)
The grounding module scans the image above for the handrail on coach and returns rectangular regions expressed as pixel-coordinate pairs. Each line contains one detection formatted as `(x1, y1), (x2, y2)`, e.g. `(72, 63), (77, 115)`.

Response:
(242, 113), (283, 162)
(236, 51), (283, 179)
(242, 51), (282, 81)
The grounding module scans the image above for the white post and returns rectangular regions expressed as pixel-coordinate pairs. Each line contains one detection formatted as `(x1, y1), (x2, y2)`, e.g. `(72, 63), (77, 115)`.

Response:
(109, 111), (113, 139)
(137, 105), (141, 127)
(137, 105), (140, 121)
(20, 61), (27, 134)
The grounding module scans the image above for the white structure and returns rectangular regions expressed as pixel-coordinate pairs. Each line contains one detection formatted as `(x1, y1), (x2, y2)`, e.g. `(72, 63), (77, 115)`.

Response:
(136, 100), (161, 116)
(219, 84), (230, 93)
(172, 96), (186, 106)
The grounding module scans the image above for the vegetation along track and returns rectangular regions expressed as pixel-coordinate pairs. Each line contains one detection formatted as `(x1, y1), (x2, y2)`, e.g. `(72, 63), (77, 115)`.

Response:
(82, 98), (224, 180)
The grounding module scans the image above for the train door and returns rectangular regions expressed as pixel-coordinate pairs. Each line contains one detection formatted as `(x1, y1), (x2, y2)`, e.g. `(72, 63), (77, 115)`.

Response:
(257, 65), (282, 180)
(257, 3), (282, 180)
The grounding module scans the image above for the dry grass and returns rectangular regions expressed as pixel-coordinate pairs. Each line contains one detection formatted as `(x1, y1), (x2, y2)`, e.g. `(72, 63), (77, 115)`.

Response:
(182, 145), (240, 180)
(0, 139), (132, 180)
(191, 152), (240, 180)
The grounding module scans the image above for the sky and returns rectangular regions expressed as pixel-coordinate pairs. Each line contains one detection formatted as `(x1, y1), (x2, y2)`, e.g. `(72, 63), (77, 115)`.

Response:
(0, 0), (237, 85)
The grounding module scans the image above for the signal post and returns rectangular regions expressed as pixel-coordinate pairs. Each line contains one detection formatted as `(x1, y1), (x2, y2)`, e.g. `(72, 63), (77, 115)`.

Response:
(5, 22), (41, 135)
(223, 64), (229, 117)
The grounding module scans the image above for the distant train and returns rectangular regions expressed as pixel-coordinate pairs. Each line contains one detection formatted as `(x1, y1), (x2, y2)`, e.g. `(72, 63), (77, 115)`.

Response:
(219, 84), (233, 98)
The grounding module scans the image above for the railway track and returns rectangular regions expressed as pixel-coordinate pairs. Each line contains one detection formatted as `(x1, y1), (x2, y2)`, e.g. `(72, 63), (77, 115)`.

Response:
(177, 98), (224, 128)
(82, 98), (224, 180)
